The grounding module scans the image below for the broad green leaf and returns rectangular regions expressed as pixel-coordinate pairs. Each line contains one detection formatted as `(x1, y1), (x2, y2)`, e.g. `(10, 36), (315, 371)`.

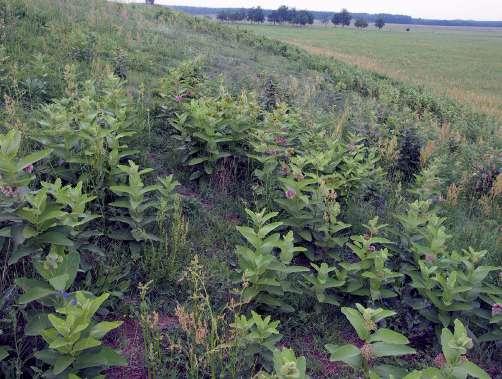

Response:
(325, 344), (362, 369)
(368, 328), (410, 345)
(372, 342), (416, 357)
(16, 149), (52, 171)
(49, 274), (69, 291)
(8, 246), (38, 265)
(440, 328), (456, 364)
(460, 361), (490, 379)
(25, 312), (50, 336)
(89, 321), (123, 339)
(74, 347), (127, 369)
(53, 354), (75, 375)
(72, 337), (101, 353)
(373, 364), (409, 379)
(341, 307), (370, 340)
(48, 314), (68, 335)
(188, 156), (208, 165)
(34, 349), (60, 365)
(0, 346), (9, 361)
(37, 231), (73, 246)
(16, 279), (54, 304)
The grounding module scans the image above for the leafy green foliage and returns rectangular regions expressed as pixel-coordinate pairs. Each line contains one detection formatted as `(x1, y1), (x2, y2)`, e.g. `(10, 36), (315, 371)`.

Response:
(0, 129), (51, 189)
(236, 209), (308, 312)
(326, 304), (416, 378)
(155, 57), (204, 119)
(251, 114), (381, 254)
(16, 245), (79, 305)
(5, 179), (96, 265)
(36, 74), (137, 192)
(173, 89), (260, 180)
(404, 320), (490, 379)
(232, 311), (282, 363)
(109, 160), (160, 246)
(399, 201), (501, 331)
(254, 347), (309, 379)
(302, 262), (344, 305)
(35, 292), (126, 377)
(339, 217), (402, 300)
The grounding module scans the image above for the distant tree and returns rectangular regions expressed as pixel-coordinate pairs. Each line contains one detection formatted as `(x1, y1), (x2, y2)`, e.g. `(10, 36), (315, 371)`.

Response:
(375, 17), (385, 29)
(355, 18), (368, 28)
(277, 5), (291, 23)
(292, 10), (314, 26)
(247, 7), (264, 23)
(229, 9), (246, 22)
(332, 9), (351, 27)
(268, 10), (280, 24)
(145, 0), (154, 4)
(216, 11), (228, 22)
(217, 9), (246, 23)
(320, 15), (331, 25)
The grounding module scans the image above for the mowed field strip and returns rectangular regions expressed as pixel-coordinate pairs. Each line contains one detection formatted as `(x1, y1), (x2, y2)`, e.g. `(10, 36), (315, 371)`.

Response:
(240, 24), (502, 119)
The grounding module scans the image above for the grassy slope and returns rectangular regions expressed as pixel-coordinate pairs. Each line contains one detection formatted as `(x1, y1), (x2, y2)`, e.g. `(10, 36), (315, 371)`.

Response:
(238, 23), (502, 120)
(2, 0), (500, 261)
(1, 1), (501, 376)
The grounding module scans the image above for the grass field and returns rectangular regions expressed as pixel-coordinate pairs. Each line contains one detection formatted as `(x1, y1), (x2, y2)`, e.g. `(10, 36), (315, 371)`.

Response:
(239, 23), (502, 119)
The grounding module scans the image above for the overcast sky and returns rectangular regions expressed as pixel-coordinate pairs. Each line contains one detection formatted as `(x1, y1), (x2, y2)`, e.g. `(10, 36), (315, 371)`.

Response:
(130, 0), (502, 21)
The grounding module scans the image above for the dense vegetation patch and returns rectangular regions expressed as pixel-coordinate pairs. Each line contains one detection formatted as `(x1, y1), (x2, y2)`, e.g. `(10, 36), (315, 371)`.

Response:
(0, 0), (500, 378)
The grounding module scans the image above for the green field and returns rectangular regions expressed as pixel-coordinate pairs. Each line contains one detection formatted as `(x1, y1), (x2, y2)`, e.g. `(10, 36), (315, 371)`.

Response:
(239, 23), (502, 119)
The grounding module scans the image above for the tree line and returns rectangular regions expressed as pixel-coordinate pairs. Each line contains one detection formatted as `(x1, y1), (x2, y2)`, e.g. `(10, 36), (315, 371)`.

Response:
(331, 9), (386, 29)
(216, 6), (385, 29)
(217, 6), (314, 26)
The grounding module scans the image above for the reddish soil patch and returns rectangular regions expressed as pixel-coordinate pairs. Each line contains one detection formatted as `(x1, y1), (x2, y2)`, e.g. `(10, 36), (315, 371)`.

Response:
(106, 319), (148, 379)
(105, 315), (178, 379)
(283, 335), (347, 378)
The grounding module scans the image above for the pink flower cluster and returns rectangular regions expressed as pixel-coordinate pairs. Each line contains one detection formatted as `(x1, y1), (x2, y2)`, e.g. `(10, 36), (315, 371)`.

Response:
(0, 186), (20, 198)
(492, 303), (502, 317)
(425, 254), (436, 263)
(285, 188), (296, 200)
(433, 353), (446, 368)
(274, 135), (288, 146)
(23, 164), (34, 173)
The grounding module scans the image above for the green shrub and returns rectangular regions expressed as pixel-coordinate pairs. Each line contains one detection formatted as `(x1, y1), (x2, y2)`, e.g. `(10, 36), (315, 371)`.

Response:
(174, 89), (260, 180)
(236, 209), (308, 312)
(399, 200), (501, 332)
(35, 292), (126, 378)
(396, 128), (422, 183)
(339, 217), (402, 300)
(253, 347), (309, 379)
(36, 74), (137, 194)
(326, 304), (416, 379)
(155, 57), (204, 120)
(404, 320), (490, 379)
(232, 311), (282, 365)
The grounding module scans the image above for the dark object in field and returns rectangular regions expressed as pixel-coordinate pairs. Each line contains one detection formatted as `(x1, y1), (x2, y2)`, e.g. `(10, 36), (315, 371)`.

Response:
(355, 18), (369, 29)
(375, 17), (385, 29)
(396, 128), (422, 182)
(261, 77), (280, 111)
(113, 49), (128, 79)
(470, 161), (500, 195)
(332, 9), (352, 27)
(406, 28), (411, 32)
